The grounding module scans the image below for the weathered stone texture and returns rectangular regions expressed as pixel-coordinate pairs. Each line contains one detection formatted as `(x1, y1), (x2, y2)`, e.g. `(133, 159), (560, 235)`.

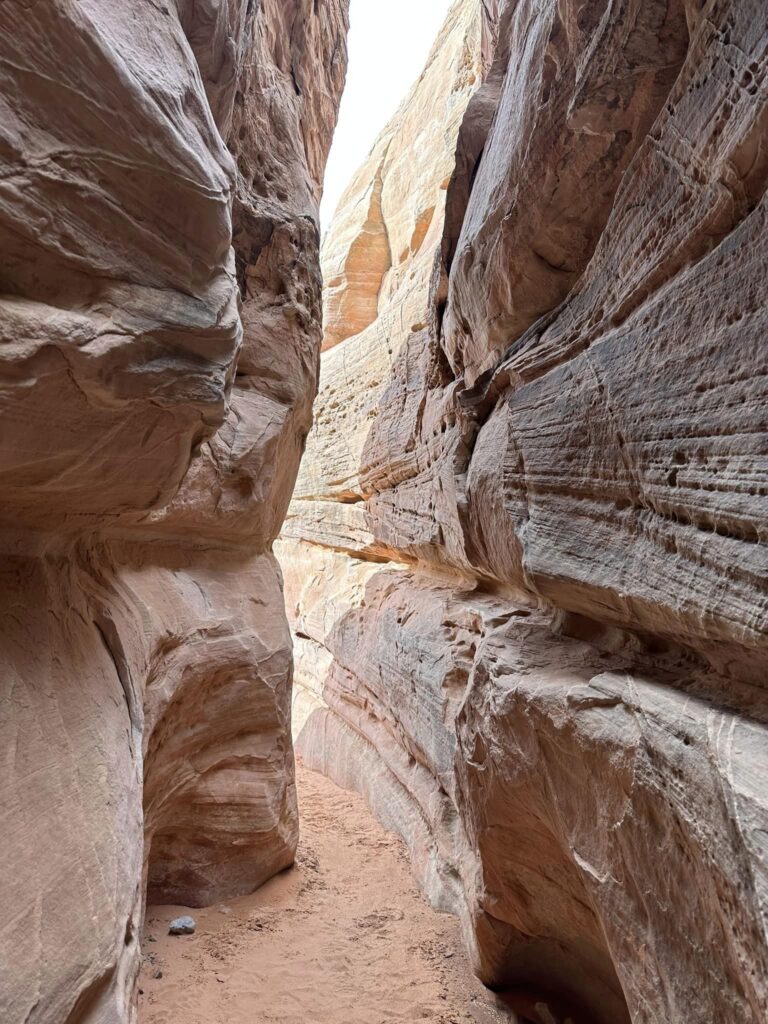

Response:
(0, 2), (348, 1022)
(279, 0), (768, 1021)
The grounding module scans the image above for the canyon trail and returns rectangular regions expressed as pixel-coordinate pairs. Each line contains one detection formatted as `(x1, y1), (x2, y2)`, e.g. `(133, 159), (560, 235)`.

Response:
(139, 759), (513, 1024)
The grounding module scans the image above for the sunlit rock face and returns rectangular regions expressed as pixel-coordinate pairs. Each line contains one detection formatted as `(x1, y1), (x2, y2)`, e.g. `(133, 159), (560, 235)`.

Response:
(279, 0), (768, 1021)
(318, 1), (491, 356)
(0, 2), (348, 1022)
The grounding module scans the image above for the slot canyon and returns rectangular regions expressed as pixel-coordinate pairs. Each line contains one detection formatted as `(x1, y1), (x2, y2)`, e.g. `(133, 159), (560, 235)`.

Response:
(0, 1), (766, 1023)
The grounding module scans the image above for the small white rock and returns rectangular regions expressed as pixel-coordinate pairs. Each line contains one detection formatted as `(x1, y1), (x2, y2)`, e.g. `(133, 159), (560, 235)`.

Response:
(168, 915), (196, 936)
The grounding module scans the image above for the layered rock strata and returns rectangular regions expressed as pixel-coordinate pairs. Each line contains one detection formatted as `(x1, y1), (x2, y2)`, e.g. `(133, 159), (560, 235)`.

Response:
(0, 2), (347, 1022)
(279, 1), (768, 1022)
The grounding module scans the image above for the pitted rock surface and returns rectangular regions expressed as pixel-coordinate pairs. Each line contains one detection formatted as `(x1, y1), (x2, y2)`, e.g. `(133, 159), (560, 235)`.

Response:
(278, 1), (768, 1022)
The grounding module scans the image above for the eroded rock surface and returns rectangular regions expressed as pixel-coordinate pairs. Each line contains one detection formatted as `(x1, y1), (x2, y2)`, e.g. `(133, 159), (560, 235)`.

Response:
(279, 1), (768, 1021)
(0, 2), (348, 1022)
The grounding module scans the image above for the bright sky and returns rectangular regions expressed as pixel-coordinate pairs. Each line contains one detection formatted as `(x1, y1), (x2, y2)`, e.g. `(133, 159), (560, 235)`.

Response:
(320, 0), (454, 232)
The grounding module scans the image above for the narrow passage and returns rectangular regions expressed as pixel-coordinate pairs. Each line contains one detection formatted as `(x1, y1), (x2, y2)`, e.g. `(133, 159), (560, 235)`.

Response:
(139, 759), (513, 1024)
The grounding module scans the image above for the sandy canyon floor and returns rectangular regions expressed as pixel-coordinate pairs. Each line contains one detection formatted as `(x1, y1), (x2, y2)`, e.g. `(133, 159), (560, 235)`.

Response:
(139, 759), (517, 1024)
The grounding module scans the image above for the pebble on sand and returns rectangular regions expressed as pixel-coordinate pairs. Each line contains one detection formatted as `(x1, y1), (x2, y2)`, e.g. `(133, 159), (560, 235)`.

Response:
(168, 916), (196, 936)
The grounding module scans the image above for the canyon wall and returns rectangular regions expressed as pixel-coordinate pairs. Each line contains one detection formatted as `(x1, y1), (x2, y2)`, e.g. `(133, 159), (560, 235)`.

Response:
(0, 2), (348, 1022)
(278, 1), (768, 1022)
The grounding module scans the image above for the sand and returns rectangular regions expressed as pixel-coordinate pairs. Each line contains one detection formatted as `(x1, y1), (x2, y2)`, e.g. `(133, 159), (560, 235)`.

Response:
(139, 758), (517, 1024)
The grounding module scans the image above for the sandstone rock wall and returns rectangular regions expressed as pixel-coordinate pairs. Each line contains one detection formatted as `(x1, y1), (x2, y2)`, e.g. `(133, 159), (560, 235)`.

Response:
(0, 3), (348, 1022)
(278, 1), (768, 1021)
